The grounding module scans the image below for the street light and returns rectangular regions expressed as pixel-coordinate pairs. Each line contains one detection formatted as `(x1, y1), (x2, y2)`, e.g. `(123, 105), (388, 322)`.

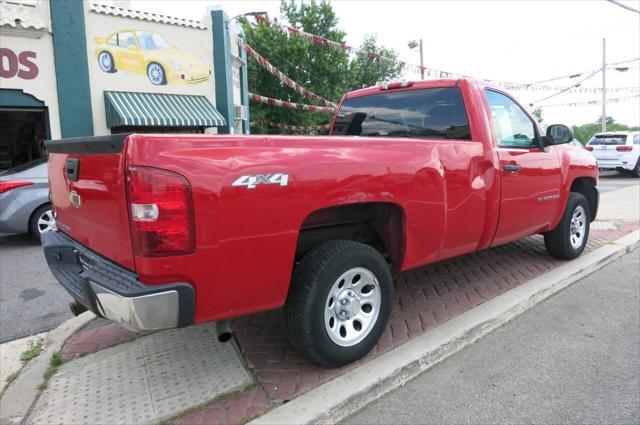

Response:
(408, 39), (424, 80)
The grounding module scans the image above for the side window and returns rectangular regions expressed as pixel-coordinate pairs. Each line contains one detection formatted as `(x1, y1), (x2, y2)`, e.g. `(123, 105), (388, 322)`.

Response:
(634, 134), (640, 145)
(117, 32), (137, 48)
(106, 35), (117, 46)
(485, 90), (537, 148)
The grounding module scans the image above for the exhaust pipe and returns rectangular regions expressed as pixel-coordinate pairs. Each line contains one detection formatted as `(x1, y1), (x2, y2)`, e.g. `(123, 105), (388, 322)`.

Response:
(216, 320), (232, 343)
(69, 301), (88, 316)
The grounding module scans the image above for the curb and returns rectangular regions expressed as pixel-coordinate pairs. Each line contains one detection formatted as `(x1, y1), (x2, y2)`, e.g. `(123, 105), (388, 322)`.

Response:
(0, 311), (95, 425)
(250, 230), (640, 425)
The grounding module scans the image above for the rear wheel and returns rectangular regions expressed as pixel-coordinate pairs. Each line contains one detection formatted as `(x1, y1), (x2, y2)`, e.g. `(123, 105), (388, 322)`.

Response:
(285, 240), (393, 367)
(29, 203), (56, 240)
(544, 193), (590, 260)
(97, 51), (116, 73)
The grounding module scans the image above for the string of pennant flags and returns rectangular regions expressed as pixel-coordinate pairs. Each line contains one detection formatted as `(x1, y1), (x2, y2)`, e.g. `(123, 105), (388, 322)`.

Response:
(249, 93), (336, 114)
(250, 120), (331, 131)
(251, 15), (640, 95)
(538, 94), (640, 108)
(243, 43), (337, 108)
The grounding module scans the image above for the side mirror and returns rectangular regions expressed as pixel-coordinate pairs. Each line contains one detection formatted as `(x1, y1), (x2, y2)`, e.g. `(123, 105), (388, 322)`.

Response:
(546, 124), (573, 145)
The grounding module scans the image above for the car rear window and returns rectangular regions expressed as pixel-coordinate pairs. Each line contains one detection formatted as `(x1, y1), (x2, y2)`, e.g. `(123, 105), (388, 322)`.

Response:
(588, 135), (628, 145)
(332, 87), (471, 140)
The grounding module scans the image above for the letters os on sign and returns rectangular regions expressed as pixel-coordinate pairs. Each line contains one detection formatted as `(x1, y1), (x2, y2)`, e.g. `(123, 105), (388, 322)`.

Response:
(0, 48), (39, 80)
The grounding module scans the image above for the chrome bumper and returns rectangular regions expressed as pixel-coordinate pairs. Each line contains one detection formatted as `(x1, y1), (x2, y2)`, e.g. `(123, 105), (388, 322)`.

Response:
(42, 231), (195, 332)
(90, 282), (180, 331)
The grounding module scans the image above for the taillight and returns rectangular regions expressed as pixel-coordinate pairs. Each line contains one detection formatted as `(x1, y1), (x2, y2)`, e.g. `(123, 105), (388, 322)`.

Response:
(584, 146), (594, 151)
(616, 146), (633, 151)
(125, 165), (195, 257)
(0, 181), (33, 194)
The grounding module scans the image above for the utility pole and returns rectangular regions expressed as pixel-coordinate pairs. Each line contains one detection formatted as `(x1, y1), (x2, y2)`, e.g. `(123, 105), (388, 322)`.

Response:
(601, 38), (607, 132)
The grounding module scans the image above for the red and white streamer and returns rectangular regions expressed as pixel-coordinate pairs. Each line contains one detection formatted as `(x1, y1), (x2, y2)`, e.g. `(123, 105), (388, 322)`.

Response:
(253, 16), (640, 95)
(243, 43), (337, 108)
(249, 92), (336, 114)
(251, 119), (331, 131)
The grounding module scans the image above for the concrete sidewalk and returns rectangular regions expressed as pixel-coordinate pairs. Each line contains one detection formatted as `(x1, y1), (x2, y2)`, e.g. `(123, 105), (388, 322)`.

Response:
(344, 251), (640, 424)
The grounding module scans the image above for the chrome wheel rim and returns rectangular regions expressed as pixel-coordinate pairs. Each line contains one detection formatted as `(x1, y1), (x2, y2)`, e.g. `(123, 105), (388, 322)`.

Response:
(38, 209), (57, 234)
(148, 63), (164, 85)
(569, 205), (586, 249)
(324, 267), (381, 347)
(98, 52), (112, 72)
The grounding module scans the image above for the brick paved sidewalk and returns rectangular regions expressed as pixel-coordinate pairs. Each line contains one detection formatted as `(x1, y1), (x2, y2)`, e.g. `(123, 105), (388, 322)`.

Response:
(59, 221), (639, 425)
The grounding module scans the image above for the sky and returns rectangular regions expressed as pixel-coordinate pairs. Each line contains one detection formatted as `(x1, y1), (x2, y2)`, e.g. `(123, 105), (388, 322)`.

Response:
(125, 0), (640, 127)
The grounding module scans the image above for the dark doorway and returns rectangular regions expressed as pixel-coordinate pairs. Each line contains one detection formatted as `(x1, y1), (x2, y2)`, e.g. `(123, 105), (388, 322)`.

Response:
(0, 109), (48, 170)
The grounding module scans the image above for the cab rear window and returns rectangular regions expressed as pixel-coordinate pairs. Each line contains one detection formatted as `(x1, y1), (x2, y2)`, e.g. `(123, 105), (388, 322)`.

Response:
(588, 135), (627, 145)
(333, 87), (471, 140)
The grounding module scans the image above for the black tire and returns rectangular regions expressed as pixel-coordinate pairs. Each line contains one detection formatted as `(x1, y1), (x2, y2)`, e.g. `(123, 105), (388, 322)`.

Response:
(285, 240), (393, 367)
(544, 193), (590, 260)
(97, 51), (116, 73)
(631, 158), (640, 178)
(147, 62), (167, 85)
(29, 203), (54, 240)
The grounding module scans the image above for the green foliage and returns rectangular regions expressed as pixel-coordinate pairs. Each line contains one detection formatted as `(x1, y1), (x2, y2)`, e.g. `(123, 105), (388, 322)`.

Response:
(40, 352), (63, 390)
(20, 340), (43, 363)
(241, 0), (403, 134)
(5, 371), (19, 384)
(572, 119), (640, 144)
(531, 107), (543, 123)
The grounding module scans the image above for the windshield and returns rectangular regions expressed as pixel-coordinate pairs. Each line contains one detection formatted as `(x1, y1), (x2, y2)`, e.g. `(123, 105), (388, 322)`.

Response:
(136, 32), (171, 50)
(332, 87), (471, 140)
(588, 135), (627, 145)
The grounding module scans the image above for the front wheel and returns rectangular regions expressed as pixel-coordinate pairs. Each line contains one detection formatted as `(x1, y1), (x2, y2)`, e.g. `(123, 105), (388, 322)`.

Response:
(147, 62), (167, 85)
(544, 193), (590, 260)
(285, 240), (393, 367)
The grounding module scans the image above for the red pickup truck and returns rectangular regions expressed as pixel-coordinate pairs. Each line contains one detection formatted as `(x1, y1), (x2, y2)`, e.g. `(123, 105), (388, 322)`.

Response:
(43, 79), (598, 366)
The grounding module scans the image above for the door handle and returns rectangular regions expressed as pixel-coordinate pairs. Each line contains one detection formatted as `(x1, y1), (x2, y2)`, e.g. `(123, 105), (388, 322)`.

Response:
(503, 163), (522, 172)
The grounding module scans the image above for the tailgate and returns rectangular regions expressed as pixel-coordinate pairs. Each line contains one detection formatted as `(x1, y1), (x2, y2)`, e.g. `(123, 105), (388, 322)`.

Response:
(46, 135), (135, 271)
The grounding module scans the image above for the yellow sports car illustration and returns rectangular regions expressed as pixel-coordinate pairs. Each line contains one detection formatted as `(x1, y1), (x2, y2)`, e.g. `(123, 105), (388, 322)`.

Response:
(94, 30), (211, 85)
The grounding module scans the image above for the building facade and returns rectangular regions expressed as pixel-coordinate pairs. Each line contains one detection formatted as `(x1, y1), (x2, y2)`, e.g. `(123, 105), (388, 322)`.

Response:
(0, 0), (249, 171)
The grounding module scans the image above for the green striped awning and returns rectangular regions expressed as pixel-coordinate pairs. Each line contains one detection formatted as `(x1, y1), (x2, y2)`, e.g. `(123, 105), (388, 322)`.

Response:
(104, 91), (226, 128)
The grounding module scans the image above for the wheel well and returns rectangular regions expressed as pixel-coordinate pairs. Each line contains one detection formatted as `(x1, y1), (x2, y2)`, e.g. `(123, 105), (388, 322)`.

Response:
(570, 177), (597, 221)
(296, 203), (405, 272)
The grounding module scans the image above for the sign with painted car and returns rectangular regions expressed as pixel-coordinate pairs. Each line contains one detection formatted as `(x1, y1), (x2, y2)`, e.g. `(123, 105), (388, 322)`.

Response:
(93, 30), (211, 86)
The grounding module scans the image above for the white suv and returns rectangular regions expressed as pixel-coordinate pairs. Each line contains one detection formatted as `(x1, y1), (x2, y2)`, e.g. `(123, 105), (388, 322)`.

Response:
(585, 131), (640, 177)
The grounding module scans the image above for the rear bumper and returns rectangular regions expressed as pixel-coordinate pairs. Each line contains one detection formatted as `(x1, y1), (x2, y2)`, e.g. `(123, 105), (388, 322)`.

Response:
(42, 231), (195, 331)
(597, 159), (636, 171)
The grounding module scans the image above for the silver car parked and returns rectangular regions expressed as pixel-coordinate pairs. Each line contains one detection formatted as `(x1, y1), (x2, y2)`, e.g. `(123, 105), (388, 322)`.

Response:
(0, 157), (55, 239)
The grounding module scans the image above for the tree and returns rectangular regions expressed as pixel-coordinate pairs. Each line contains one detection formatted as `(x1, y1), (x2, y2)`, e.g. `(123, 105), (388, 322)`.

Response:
(572, 118), (640, 144)
(241, 0), (403, 134)
(531, 107), (544, 123)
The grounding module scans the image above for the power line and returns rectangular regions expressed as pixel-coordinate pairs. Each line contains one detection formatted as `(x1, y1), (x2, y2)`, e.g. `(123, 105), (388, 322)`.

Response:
(531, 69), (602, 104)
(605, 0), (640, 14)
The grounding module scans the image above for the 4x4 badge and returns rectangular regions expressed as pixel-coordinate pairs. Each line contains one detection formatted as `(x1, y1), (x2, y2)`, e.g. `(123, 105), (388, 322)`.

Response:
(69, 190), (82, 208)
(232, 173), (289, 190)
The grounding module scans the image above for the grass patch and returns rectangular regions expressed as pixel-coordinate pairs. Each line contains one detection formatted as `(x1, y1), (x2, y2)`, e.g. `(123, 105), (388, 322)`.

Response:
(39, 352), (63, 391)
(5, 371), (19, 385)
(20, 339), (43, 363)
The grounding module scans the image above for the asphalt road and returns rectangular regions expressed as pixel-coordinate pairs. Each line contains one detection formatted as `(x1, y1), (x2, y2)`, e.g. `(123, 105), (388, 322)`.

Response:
(597, 170), (640, 193)
(344, 251), (640, 424)
(0, 234), (72, 343)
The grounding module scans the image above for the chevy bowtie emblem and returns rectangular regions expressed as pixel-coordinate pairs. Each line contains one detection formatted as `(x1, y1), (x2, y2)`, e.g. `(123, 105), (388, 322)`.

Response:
(69, 190), (82, 208)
